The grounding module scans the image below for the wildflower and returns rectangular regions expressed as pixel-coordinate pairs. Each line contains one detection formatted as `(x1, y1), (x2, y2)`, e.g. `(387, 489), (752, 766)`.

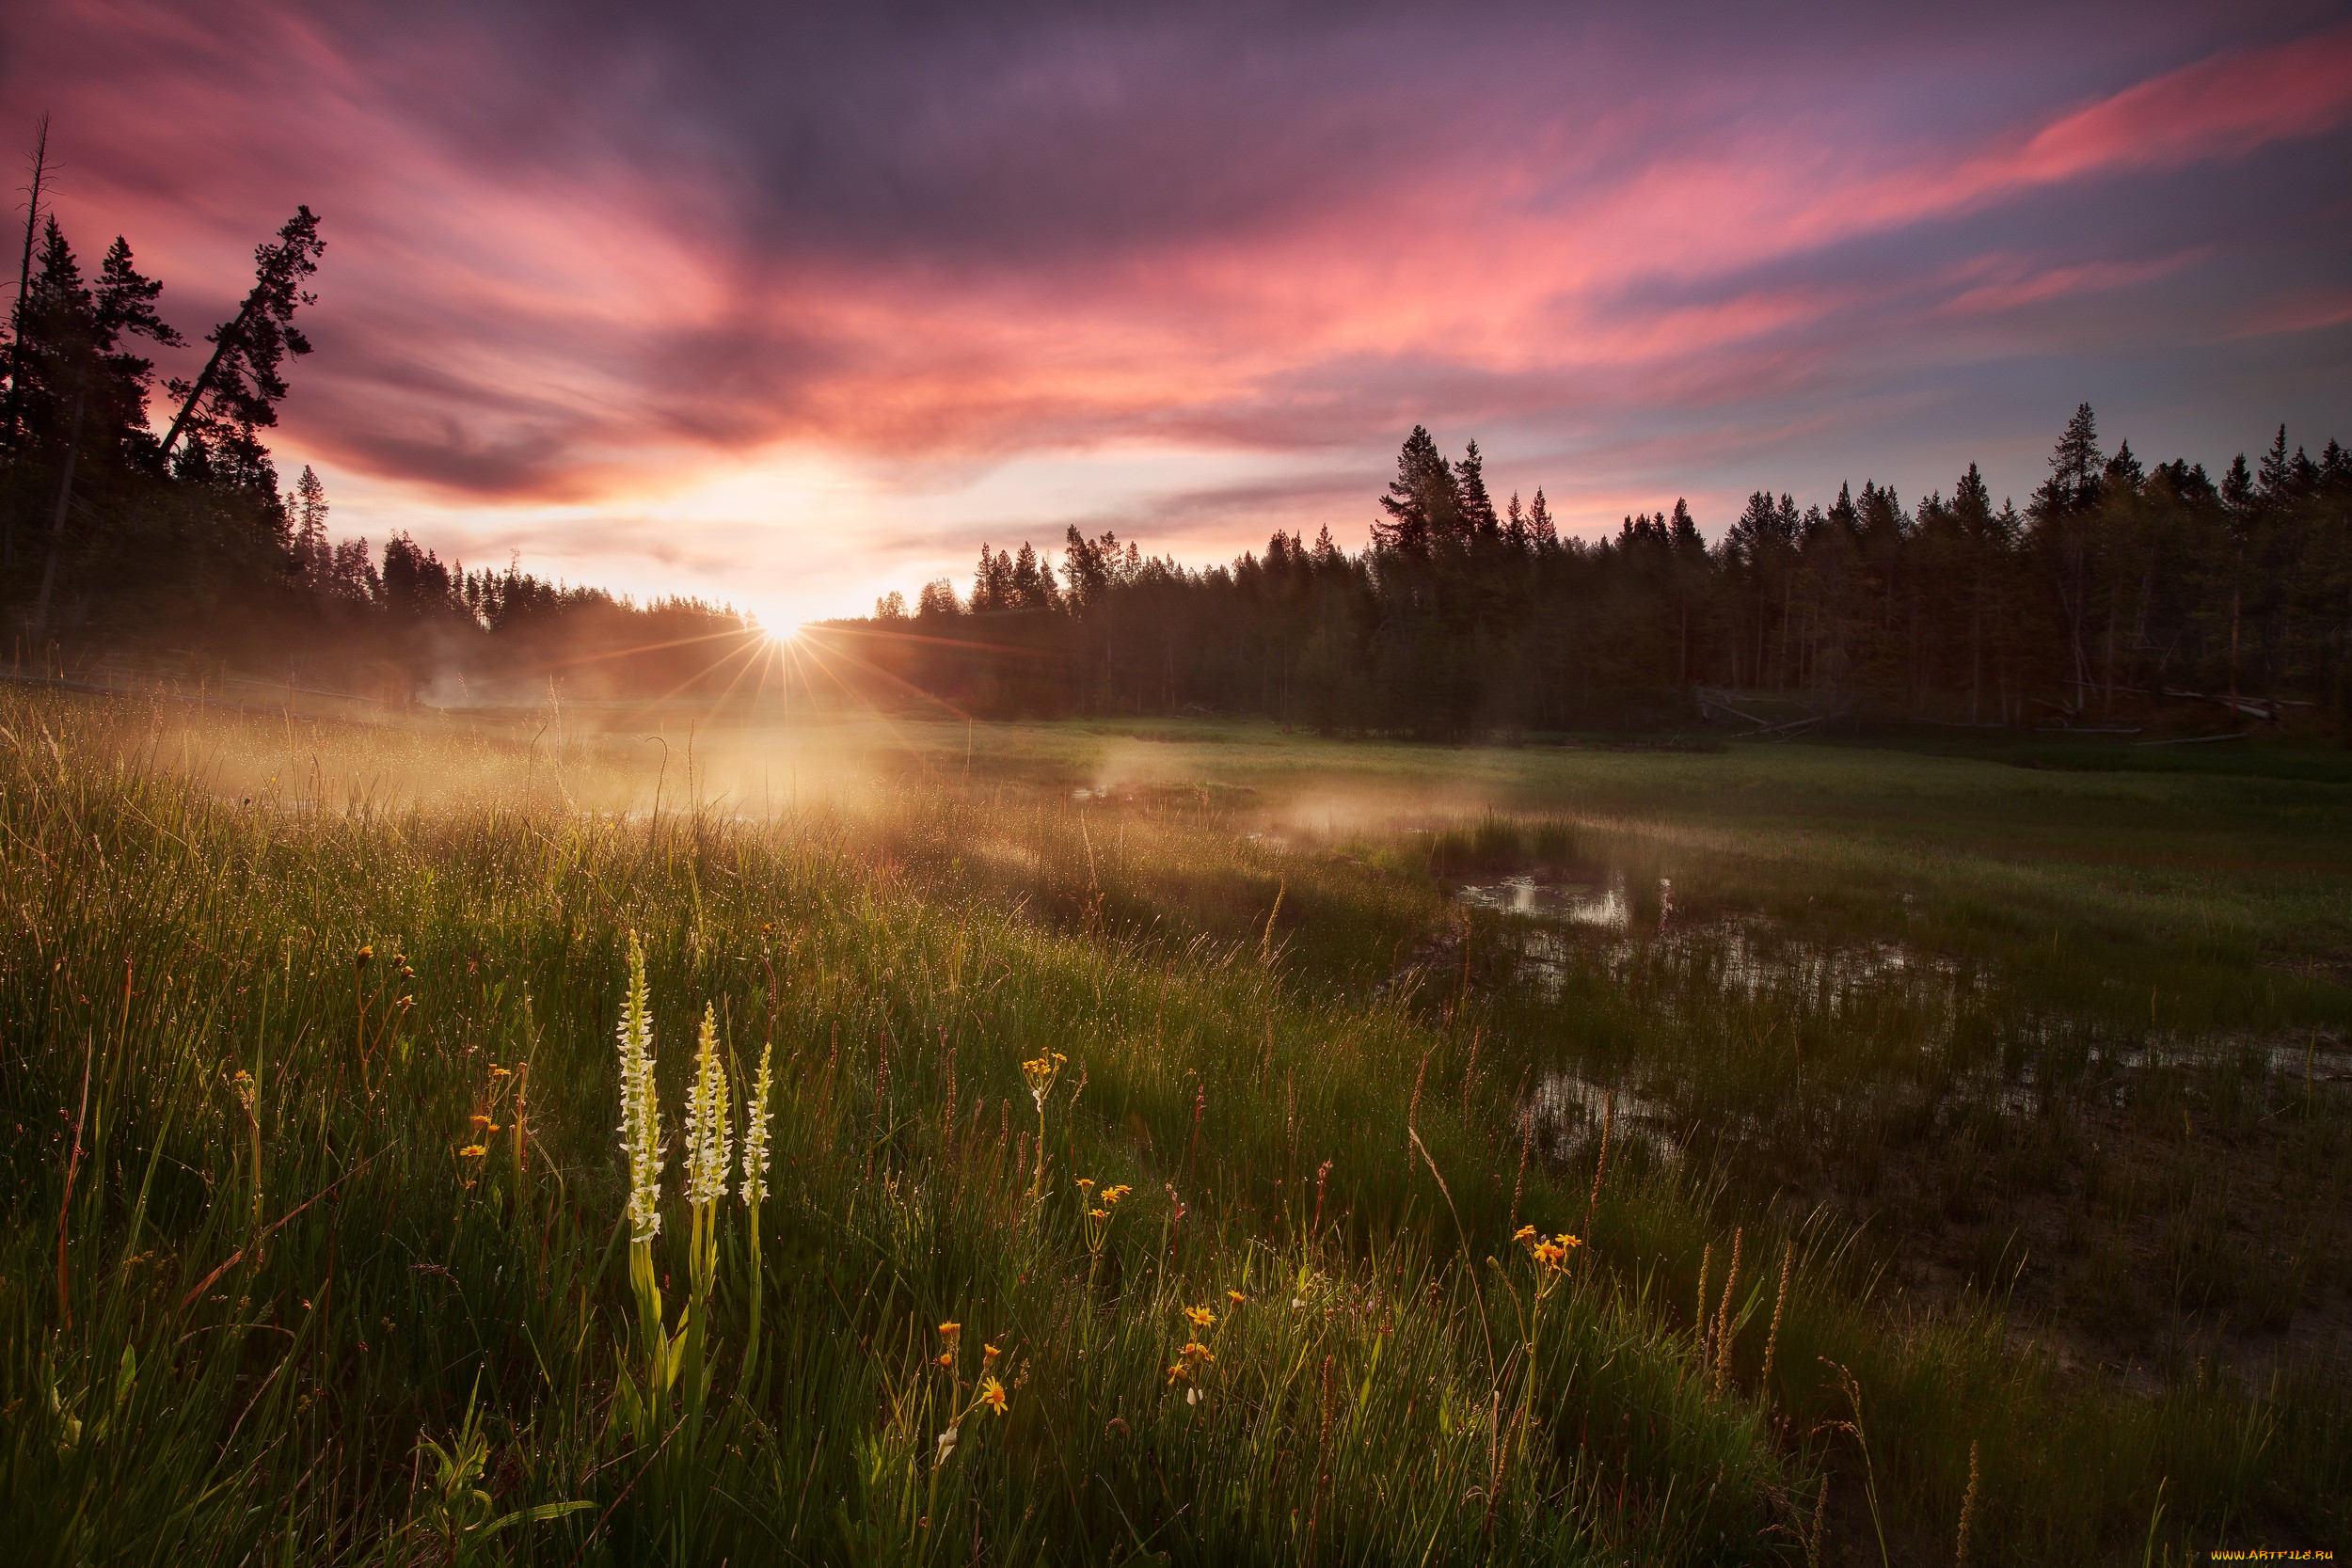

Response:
(1076, 1177), (1095, 1193)
(1019, 1050), (1068, 1109)
(682, 1003), (732, 1208)
(470, 1113), (492, 1127)
(1183, 1305), (1215, 1330)
(739, 1037), (775, 1207)
(940, 1322), (961, 1338)
(1166, 1362), (1192, 1385)
(1180, 1341), (1214, 1363)
(489, 1066), (511, 1080)
(614, 934), (663, 1243)
(936, 1352), (955, 1369)
(1227, 1290), (1248, 1306)
(1530, 1232), (1584, 1271)
(1512, 1225), (1536, 1245)
(356, 945), (373, 969)
(982, 1342), (1002, 1364)
(458, 1144), (487, 1159)
(1089, 1207), (1109, 1220)
(1102, 1184), (1132, 1205)
(978, 1377), (1007, 1414)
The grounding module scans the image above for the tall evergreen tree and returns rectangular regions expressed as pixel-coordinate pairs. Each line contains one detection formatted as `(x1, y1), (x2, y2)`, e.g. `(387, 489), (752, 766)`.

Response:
(1454, 439), (1500, 539)
(1373, 426), (1462, 554)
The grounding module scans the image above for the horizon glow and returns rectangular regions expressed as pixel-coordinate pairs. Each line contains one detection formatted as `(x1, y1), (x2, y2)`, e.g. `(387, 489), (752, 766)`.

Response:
(7, 1), (2349, 626)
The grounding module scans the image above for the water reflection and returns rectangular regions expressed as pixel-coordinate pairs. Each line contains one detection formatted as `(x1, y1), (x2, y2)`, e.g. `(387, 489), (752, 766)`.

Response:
(1455, 874), (1629, 928)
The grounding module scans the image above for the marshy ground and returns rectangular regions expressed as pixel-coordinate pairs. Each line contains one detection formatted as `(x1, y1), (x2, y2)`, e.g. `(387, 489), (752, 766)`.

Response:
(1, 688), (2344, 1563)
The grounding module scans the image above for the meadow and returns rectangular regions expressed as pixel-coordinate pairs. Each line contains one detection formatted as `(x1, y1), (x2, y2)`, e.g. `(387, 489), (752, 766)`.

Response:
(2, 684), (2345, 1564)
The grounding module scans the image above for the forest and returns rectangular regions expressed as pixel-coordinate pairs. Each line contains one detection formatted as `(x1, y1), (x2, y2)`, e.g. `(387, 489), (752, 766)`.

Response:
(7, 153), (2348, 736)
(844, 415), (2352, 737)
(0, 154), (751, 704)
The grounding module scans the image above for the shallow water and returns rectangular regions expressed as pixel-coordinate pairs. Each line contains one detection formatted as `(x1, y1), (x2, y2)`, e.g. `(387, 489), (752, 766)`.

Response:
(1455, 874), (1629, 928)
(1520, 1071), (1682, 1167)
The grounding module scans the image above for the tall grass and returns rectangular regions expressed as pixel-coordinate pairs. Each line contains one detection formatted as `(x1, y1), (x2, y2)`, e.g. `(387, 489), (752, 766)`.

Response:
(0, 689), (2339, 1563)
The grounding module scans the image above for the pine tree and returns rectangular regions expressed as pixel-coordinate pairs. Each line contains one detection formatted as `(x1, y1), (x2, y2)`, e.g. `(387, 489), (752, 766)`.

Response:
(290, 465), (329, 593)
(1373, 426), (1462, 553)
(2220, 453), (2255, 721)
(2035, 403), (2105, 518)
(2256, 424), (2293, 502)
(1454, 440), (1499, 539)
(160, 206), (325, 472)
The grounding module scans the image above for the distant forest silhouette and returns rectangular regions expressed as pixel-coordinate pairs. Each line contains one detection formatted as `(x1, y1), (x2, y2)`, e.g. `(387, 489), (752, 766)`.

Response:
(5, 132), (2347, 733)
(837, 410), (2352, 737)
(0, 128), (749, 705)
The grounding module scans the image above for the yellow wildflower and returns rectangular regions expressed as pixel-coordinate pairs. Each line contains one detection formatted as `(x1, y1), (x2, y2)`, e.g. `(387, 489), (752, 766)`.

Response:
(1183, 1305), (1215, 1330)
(1180, 1340), (1214, 1363)
(1019, 1050), (1069, 1105)
(489, 1066), (512, 1080)
(457, 1144), (487, 1159)
(1513, 1225), (1537, 1246)
(939, 1321), (961, 1338)
(983, 1342), (1001, 1363)
(1226, 1290), (1248, 1306)
(936, 1352), (955, 1369)
(979, 1377), (1008, 1414)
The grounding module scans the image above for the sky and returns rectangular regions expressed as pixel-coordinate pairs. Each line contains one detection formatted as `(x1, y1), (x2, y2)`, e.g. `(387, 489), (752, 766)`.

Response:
(4, 0), (2350, 627)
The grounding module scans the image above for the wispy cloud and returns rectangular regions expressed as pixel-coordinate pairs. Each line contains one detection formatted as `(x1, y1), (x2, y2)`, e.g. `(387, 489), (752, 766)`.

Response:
(7, 0), (2346, 620)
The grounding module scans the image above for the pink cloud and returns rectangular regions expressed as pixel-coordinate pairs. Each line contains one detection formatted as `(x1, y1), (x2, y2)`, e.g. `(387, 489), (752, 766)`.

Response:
(4, 1), (2344, 619)
(1933, 251), (2207, 317)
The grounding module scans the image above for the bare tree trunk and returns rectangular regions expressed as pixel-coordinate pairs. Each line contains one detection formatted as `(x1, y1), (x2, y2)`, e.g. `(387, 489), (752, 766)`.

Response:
(5, 113), (52, 571)
(2103, 576), (2117, 718)
(2229, 546), (2244, 728)
(29, 361), (85, 641)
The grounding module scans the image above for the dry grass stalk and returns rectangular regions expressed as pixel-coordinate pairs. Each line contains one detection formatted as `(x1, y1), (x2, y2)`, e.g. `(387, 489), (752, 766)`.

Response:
(1956, 1439), (1980, 1568)
(1508, 1120), (1532, 1231)
(1585, 1088), (1613, 1233)
(1761, 1240), (1793, 1402)
(1714, 1227), (1743, 1390)
(1695, 1242), (1714, 1359)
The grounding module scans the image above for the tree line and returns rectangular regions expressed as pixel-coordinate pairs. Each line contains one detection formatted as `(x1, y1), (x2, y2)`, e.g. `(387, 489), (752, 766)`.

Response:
(836, 409), (2352, 737)
(0, 120), (754, 704)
